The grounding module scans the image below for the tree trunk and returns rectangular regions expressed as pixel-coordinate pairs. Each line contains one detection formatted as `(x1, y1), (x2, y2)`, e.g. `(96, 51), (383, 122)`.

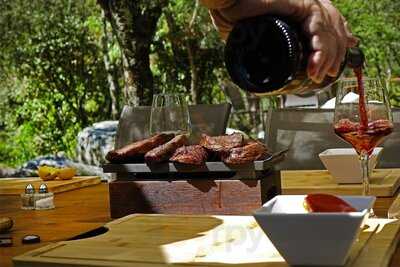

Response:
(101, 10), (120, 119)
(186, 41), (200, 104)
(163, 1), (202, 104)
(188, 0), (200, 104)
(187, 0), (200, 104)
(98, 0), (165, 106)
(246, 92), (261, 136)
(163, 10), (188, 89)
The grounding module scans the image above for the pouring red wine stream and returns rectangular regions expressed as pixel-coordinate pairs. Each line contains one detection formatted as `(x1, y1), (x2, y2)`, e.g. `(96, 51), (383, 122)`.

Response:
(354, 67), (368, 130)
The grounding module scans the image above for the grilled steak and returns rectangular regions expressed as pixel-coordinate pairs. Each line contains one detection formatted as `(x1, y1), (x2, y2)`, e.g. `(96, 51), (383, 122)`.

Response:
(106, 133), (174, 163)
(145, 134), (188, 163)
(221, 141), (270, 164)
(199, 133), (244, 152)
(170, 145), (208, 165)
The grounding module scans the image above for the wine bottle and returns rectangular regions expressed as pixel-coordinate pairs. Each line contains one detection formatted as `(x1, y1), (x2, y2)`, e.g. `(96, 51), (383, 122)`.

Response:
(224, 15), (364, 95)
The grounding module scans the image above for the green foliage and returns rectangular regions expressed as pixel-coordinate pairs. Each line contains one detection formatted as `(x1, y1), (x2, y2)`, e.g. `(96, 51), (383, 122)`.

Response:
(0, 0), (113, 166)
(1, 0), (400, 167)
(334, 0), (400, 106)
(151, 1), (227, 103)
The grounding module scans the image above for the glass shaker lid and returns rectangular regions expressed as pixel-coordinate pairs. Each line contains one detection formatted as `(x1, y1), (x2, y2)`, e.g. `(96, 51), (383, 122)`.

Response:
(25, 184), (35, 194)
(39, 184), (48, 194)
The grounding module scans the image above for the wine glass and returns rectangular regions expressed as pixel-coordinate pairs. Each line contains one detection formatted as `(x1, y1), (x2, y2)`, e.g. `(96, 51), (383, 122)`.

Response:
(149, 93), (191, 136)
(333, 77), (393, 197)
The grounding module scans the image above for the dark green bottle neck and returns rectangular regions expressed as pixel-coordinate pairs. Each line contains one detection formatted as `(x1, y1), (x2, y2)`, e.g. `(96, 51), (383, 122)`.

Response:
(346, 47), (365, 69)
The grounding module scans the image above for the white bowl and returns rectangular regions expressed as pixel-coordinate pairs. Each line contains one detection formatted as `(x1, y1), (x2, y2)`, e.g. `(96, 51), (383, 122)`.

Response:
(253, 195), (375, 266)
(319, 147), (383, 184)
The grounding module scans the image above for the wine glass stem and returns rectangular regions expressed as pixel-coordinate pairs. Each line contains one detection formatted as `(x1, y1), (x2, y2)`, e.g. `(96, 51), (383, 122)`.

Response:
(360, 151), (370, 196)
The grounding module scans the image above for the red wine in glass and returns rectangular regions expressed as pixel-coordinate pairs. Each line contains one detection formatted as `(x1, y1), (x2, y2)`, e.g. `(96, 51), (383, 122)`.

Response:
(333, 69), (393, 198)
(335, 67), (393, 155)
(334, 118), (393, 155)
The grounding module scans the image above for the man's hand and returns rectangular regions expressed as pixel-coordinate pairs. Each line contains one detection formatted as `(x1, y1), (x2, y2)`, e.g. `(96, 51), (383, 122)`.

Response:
(302, 0), (358, 82)
(204, 0), (358, 84)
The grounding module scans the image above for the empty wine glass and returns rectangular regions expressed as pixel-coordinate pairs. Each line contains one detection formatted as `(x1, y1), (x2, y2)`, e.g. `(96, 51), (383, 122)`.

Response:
(333, 77), (393, 197)
(149, 93), (191, 136)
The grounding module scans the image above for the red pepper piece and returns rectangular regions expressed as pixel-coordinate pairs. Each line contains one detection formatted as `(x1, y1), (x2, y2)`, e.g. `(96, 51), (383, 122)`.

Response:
(304, 194), (357, 212)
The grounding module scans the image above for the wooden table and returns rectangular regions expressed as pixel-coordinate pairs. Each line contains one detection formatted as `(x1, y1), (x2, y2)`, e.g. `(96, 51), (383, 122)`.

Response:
(279, 169), (400, 220)
(0, 183), (111, 267)
(281, 169), (400, 197)
(1, 182), (400, 267)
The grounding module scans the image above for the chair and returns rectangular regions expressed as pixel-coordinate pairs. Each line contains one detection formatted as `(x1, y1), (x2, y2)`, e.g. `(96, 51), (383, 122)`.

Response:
(265, 108), (349, 170)
(115, 103), (232, 148)
(115, 106), (151, 149)
(265, 108), (400, 170)
(378, 108), (400, 168)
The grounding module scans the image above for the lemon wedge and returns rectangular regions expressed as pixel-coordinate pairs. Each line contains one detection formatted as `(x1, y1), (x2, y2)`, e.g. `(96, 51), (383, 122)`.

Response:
(37, 166), (59, 181)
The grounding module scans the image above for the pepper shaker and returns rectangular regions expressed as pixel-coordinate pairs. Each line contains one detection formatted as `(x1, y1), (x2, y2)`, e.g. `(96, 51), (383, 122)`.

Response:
(21, 184), (35, 210)
(34, 184), (55, 210)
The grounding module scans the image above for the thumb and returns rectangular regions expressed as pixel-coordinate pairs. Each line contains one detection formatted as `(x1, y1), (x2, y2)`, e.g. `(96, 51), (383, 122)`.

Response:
(342, 18), (359, 47)
(347, 35), (359, 48)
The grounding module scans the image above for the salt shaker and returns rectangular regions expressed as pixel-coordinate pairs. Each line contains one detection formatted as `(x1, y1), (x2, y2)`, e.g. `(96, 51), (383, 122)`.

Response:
(34, 184), (55, 210)
(21, 184), (35, 210)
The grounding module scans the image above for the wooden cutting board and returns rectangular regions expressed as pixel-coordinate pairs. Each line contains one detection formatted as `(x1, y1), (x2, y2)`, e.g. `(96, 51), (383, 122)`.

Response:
(0, 176), (101, 195)
(281, 169), (400, 196)
(13, 214), (400, 267)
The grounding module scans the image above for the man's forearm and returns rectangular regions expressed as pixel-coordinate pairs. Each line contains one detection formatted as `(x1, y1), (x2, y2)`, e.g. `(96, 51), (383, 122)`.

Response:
(218, 0), (311, 22)
(200, 0), (236, 10)
(202, 0), (313, 40)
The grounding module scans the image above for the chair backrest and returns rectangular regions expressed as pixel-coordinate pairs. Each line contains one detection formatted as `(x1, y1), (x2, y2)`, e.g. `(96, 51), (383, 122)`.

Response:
(115, 103), (232, 148)
(265, 108), (400, 170)
(265, 109), (348, 170)
(378, 108), (400, 168)
(115, 106), (151, 149)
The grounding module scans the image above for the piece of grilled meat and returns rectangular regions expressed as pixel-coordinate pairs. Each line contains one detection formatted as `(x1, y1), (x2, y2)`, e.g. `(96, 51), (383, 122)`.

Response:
(170, 145), (208, 165)
(221, 141), (270, 164)
(106, 133), (174, 163)
(145, 134), (188, 163)
(199, 133), (244, 153)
